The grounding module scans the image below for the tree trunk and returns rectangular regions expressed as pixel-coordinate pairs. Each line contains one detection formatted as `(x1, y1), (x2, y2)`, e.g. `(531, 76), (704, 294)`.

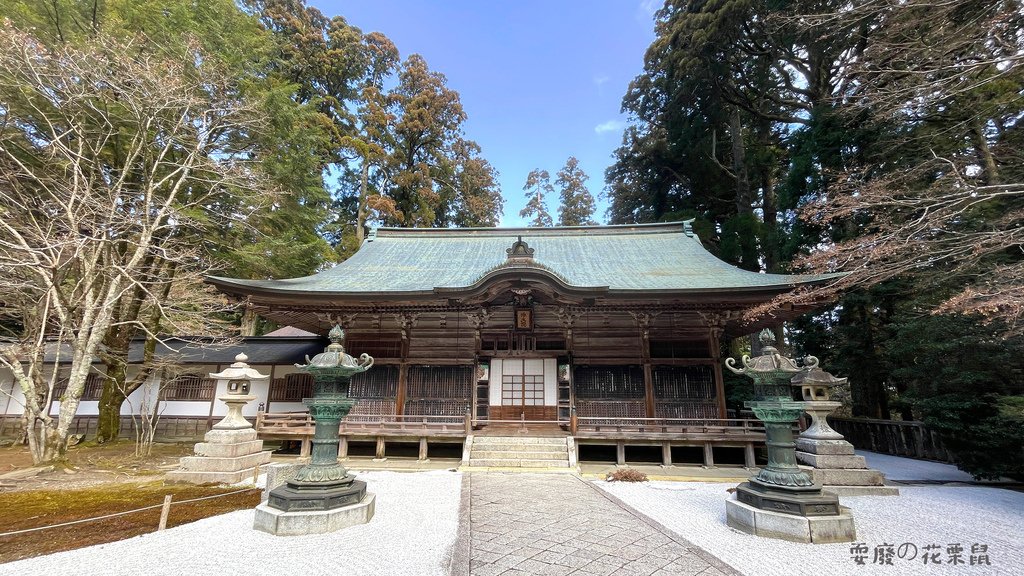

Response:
(96, 382), (128, 444)
(357, 159), (369, 244)
(970, 117), (1000, 186)
(729, 108), (752, 212)
(240, 307), (258, 337)
(22, 407), (59, 461)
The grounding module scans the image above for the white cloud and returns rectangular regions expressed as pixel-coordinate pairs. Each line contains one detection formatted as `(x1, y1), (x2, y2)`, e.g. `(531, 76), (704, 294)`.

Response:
(637, 0), (661, 20)
(593, 74), (610, 86)
(594, 120), (626, 135)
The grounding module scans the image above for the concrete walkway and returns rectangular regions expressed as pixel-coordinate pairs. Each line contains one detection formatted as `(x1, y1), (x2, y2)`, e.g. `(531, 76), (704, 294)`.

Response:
(450, 473), (738, 576)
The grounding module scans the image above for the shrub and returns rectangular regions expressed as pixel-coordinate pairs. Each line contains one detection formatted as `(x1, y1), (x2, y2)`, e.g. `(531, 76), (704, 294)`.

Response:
(605, 468), (648, 482)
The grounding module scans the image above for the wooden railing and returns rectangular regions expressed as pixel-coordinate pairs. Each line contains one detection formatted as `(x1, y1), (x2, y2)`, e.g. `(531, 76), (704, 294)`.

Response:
(829, 417), (951, 462)
(255, 411), (767, 442)
(574, 417), (766, 439)
(255, 411), (469, 437)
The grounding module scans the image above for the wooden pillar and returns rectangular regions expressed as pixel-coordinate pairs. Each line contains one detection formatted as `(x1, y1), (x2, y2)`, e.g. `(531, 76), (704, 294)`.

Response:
(375, 436), (386, 460)
(634, 312), (656, 418)
(643, 364), (656, 419)
(265, 364), (276, 413)
(707, 319), (728, 419)
(616, 441), (626, 465)
(300, 437), (312, 458)
(661, 442), (672, 467)
(396, 363), (409, 416)
(338, 436), (348, 460)
(395, 312), (416, 416)
(744, 442), (756, 468)
(703, 442), (715, 468)
(419, 437), (429, 461)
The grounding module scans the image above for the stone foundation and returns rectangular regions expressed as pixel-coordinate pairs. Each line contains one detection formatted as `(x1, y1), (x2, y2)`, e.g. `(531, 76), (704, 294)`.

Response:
(796, 436), (899, 497)
(726, 497), (856, 543)
(253, 492), (375, 536)
(166, 427), (271, 485)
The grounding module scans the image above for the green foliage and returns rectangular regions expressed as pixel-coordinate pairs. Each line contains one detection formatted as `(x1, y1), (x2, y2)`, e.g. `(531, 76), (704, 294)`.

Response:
(916, 394), (1024, 481)
(520, 169), (555, 227)
(555, 157), (597, 226)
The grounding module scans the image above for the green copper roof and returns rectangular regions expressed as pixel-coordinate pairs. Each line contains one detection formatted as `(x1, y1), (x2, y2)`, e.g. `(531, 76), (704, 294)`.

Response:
(208, 222), (840, 296)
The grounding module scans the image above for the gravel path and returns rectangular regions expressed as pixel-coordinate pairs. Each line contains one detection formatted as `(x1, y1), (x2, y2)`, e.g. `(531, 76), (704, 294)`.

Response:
(599, 481), (1023, 576)
(856, 450), (984, 482)
(0, 470), (462, 576)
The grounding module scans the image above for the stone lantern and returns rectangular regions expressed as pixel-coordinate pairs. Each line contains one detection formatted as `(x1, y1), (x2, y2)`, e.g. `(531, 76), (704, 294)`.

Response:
(210, 353), (263, 430)
(724, 329), (856, 543)
(791, 367), (846, 441)
(254, 325), (376, 535)
(167, 353), (272, 485)
(792, 368), (899, 497)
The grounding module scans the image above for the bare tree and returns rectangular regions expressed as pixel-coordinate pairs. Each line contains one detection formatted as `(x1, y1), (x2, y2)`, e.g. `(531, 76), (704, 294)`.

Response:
(0, 25), (270, 463)
(760, 0), (1024, 332)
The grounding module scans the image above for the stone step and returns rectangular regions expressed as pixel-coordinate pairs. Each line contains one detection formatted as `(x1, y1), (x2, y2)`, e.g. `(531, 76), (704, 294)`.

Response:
(797, 452), (867, 469)
(177, 451), (271, 473)
(195, 440), (265, 458)
(469, 443), (567, 453)
(468, 458), (570, 468)
(471, 450), (567, 460)
(810, 467), (886, 487)
(166, 466), (261, 485)
(796, 438), (856, 456)
(472, 436), (567, 446)
(823, 485), (900, 497)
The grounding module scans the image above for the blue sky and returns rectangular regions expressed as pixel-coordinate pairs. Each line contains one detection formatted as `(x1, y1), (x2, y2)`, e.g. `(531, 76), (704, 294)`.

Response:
(311, 0), (659, 226)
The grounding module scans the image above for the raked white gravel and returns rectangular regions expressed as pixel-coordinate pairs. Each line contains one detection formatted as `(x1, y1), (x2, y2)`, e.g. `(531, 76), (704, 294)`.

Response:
(600, 480), (1023, 576)
(0, 470), (462, 576)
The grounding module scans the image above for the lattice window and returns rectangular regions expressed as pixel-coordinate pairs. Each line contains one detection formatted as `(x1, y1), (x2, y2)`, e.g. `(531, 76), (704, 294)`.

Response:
(654, 401), (720, 419)
(652, 366), (714, 399)
(575, 400), (647, 421)
(572, 365), (644, 399)
(404, 399), (470, 417)
(162, 375), (216, 401)
(350, 366), (399, 398)
(269, 373), (314, 402)
(347, 399), (397, 418)
(52, 373), (104, 400)
(407, 366), (473, 399)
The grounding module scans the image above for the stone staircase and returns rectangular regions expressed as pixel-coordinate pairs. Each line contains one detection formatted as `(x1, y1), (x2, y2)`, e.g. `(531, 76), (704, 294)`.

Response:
(465, 436), (573, 469)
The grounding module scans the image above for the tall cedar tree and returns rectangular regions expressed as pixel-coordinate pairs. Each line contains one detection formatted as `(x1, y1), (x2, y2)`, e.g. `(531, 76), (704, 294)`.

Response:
(520, 169), (555, 227)
(555, 157), (598, 226)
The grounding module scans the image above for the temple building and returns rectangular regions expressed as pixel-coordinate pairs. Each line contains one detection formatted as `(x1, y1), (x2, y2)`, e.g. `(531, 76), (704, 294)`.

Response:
(0, 222), (836, 464)
(206, 222), (834, 462)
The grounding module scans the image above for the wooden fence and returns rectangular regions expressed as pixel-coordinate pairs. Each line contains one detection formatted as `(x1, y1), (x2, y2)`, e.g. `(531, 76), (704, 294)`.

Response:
(828, 417), (952, 462)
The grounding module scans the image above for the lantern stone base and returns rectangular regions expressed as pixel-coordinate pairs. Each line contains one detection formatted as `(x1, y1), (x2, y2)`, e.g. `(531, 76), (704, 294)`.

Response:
(166, 427), (271, 485)
(726, 497), (856, 543)
(796, 437), (899, 497)
(253, 492), (375, 536)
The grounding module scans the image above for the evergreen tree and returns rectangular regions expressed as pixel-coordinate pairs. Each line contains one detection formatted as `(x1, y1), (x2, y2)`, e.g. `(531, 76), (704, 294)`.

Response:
(555, 157), (597, 226)
(520, 169), (555, 227)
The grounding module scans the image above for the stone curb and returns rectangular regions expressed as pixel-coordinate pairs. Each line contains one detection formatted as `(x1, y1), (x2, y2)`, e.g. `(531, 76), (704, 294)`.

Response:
(448, 471), (472, 576)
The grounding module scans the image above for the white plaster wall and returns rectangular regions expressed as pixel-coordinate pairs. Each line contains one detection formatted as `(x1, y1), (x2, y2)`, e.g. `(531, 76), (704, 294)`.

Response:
(543, 358), (557, 407)
(489, 359), (503, 405)
(1, 367), (18, 416)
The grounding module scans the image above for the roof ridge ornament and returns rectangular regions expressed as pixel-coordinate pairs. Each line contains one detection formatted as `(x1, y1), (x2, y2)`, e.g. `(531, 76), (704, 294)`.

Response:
(506, 235), (535, 260)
